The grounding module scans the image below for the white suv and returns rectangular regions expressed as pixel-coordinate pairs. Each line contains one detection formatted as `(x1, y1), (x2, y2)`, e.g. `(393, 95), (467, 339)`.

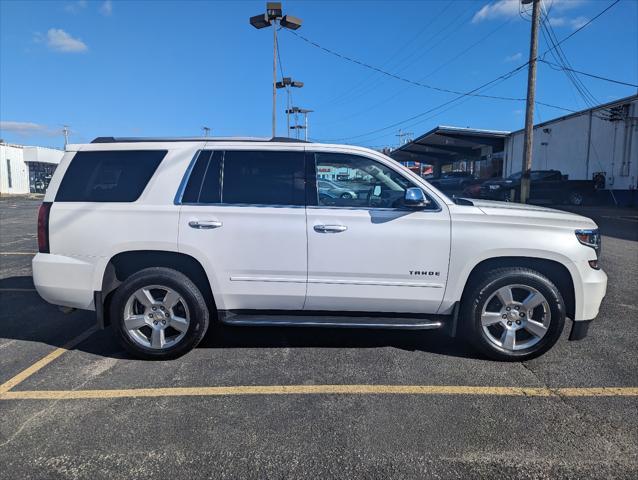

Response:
(33, 137), (607, 361)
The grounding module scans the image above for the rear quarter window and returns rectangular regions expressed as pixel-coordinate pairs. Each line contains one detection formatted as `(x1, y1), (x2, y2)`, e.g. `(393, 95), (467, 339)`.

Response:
(55, 150), (167, 202)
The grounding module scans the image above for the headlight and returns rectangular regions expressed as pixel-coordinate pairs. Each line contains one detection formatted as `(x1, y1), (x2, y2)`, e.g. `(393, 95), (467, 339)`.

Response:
(575, 229), (601, 258)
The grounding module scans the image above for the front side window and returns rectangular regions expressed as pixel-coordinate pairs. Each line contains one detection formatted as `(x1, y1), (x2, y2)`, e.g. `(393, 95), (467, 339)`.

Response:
(56, 150), (166, 202)
(314, 152), (429, 209)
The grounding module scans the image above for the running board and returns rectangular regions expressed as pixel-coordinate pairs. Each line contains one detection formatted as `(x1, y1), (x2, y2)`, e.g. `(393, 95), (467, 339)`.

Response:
(219, 311), (444, 330)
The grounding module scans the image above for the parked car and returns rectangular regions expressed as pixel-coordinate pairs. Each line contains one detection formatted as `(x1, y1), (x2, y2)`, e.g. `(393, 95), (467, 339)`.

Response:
(33, 137), (606, 361)
(461, 182), (482, 199)
(479, 170), (595, 205)
(317, 178), (357, 199)
(429, 171), (478, 192)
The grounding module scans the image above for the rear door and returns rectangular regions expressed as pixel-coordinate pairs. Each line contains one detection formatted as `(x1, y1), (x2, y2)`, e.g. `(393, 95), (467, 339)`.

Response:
(177, 147), (307, 311)
(305, 150), (451, 314)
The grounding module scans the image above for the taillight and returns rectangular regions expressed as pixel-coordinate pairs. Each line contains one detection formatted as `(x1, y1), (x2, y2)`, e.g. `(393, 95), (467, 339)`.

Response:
(37, 202), (52, 253)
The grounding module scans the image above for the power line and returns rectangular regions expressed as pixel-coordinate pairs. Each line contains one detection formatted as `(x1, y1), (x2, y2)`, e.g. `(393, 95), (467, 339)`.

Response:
(327, 1), (473, 108)
(320, 64), (529, 143)
(312, 0), (620, 144)
(539, 59), (638, 88)
(539, 2), (599, 108)
(541, 0), (620, 59)
(313, 0), (456, 109)
(287, 29), (526, 103)
(313, 18), (514, 129)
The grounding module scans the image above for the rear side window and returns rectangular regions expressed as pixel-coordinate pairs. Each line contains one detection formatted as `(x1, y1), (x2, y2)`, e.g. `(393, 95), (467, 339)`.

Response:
(222, 150), (304, 206)
(56, 150), (166, 202)
(181, 150), (222, 203)
(180, 150), (304, 206)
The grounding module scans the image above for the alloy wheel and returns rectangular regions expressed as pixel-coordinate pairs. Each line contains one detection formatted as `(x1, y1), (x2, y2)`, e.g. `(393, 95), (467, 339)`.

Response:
(123, 285), (190, 350)
(480, 284), (551, 351)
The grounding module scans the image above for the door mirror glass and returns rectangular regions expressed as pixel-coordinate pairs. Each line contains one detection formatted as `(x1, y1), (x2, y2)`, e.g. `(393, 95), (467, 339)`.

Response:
(404, 187), (430, 208)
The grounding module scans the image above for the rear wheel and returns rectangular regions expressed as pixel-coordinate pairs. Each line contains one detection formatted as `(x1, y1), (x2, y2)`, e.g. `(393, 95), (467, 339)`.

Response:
(111, 267), (209, 360)
(461, 267), (565, 361)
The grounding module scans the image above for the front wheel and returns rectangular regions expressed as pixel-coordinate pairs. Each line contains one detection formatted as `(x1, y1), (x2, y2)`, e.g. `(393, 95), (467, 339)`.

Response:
(568, 191), (584, 206)
(461, 267), (565, 361)
(111, 267), (210, 360)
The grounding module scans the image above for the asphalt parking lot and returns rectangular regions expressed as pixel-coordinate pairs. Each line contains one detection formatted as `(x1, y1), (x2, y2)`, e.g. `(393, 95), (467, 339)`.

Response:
(1, 196), (637, 479)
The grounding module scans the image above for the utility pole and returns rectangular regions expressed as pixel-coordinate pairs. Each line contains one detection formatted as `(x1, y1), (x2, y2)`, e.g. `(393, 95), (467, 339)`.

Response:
(520, 0), (541, 204)
(396, 129), (413, 147)
(202, 126), (211, 137)
(62, 125), (70, 148)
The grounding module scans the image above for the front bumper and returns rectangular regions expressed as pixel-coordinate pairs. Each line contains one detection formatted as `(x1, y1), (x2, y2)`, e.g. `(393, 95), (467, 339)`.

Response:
(577, 267), (607, 321)
(569, 266), (607, 340)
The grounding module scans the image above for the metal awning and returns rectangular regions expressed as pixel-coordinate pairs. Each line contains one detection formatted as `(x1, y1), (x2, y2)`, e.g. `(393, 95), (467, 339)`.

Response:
(390, 126), (509, 167)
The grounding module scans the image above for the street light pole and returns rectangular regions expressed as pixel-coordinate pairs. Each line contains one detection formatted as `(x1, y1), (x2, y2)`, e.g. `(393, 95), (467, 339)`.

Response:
(520, 0), (541, 204)
(250, 3), (302, 138)
(277, 77), (304, 137)
(272, 25), (277, 138)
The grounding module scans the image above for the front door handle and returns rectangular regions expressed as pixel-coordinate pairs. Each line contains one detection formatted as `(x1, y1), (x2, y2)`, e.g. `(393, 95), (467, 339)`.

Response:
(188, 219), (223, 229)
(314, 224), (347, 233)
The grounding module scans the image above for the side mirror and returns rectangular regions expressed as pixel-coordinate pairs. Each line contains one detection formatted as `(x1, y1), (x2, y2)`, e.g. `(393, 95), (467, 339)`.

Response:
(404, 187), (430, 208)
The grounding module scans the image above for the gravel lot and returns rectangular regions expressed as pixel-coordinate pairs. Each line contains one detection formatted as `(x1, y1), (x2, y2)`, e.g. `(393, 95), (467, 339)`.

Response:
(1, 196), (637, 479)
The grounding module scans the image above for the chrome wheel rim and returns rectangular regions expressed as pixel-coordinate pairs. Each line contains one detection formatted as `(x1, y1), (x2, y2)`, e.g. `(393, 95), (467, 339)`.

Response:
(123, 285), (190, 350)
(481, 284), (551, 352)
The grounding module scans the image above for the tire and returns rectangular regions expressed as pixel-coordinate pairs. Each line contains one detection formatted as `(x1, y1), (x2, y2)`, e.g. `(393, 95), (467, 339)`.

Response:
(340, 192), (353, 199)
(461, 267), (565, 361)
(568, 191), (584, 206)
(110, 267), (210, 360)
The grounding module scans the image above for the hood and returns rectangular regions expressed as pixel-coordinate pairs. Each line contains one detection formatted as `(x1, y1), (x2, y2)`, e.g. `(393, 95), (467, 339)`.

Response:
(468, 199), (597, 228)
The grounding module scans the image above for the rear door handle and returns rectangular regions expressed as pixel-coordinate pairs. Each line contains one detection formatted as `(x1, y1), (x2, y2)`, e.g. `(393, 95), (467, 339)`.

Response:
(188, 220), (223, 229)
(314, 224), (347, 233)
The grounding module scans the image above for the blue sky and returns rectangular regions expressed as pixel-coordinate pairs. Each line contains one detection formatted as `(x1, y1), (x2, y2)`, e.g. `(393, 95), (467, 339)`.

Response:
(1, 0), (636, 149)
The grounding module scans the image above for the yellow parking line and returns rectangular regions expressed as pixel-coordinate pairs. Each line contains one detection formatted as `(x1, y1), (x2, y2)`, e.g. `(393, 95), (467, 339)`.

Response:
(1, 385), (637, 401)
(0, 326), (97, 394)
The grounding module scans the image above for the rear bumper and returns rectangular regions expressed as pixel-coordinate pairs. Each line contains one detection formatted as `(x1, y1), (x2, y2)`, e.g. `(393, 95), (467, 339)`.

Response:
(32, 253), (97, 310)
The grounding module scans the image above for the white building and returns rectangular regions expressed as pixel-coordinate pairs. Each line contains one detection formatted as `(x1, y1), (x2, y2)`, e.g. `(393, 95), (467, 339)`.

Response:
(392, 95), (638, 206)
(504, 95), (637, 204)
(0, 143), (64, 195)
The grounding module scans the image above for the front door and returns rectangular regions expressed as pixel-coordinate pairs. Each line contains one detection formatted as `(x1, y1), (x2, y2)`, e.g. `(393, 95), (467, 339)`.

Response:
(305, 151), (451, 314)
(178, 148), (307, 311)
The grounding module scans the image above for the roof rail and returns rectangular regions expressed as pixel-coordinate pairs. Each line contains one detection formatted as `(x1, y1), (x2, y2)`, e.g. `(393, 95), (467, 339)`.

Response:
(90, 136), (311, 144)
